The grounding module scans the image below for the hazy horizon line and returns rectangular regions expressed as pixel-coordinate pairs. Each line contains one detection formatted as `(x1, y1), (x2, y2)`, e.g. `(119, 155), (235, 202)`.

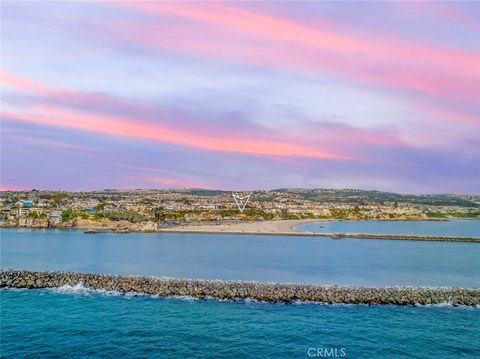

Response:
(1, 186), (478, 197)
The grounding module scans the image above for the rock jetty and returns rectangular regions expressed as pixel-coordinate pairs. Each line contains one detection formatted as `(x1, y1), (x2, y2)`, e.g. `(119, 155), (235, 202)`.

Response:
(1, 269), (479, 306)
(161, 230), (480, 242)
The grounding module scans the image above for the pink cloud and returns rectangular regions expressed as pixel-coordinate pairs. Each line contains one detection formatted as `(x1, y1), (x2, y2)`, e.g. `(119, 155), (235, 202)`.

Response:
(3, 132), (91, 153)
(6, 70), (453, 172)
(116, 165), (217, 189)
(3, 70), (439, 168)
(0, 186), (25, 191)
(143, 176), (211, 189)
(1, 70), (51, 97)
(106, 1), (479, 126)
(2, 98), (348, 160)
(1, 69), (142, 114)
(405, 1), (480, 31)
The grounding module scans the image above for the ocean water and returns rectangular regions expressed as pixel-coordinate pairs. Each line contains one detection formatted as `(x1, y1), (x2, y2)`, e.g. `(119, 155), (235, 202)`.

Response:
(2, 226), (480, 358)
(1, 228), (479, 287)
(2, 289), (479, 359)
(296, 219), (480, 237)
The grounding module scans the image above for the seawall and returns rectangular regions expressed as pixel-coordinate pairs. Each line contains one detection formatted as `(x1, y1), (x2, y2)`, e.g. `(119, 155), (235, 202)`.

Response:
(1, 270), (479, 306)
(159, 230), (480, 242)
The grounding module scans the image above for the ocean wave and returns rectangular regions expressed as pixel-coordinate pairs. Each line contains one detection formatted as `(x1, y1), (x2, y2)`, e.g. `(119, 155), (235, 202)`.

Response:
(0, 287), (30, 292)
(41, 285), (266, 304)
(414, 302), (480, 309)
(3, 286), (479, 309)
(48, 284), (199, 301)
(54, 282), (92, 294)
(51, 283), (129, 297)
(165, 295), (200, 302)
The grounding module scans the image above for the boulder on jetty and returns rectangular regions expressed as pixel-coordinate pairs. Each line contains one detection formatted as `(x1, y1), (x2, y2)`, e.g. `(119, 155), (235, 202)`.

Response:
(1, 269), (479, 307)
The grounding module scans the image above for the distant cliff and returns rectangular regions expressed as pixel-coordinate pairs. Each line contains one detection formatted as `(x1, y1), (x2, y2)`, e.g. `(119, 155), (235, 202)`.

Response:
(0, 218), (158, 232)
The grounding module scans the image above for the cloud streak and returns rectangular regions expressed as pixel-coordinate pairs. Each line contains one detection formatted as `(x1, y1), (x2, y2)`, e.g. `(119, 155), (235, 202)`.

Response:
(2, 1), (479, 193)
(108, 1), (479, 126)
(1, 71), (354, 160)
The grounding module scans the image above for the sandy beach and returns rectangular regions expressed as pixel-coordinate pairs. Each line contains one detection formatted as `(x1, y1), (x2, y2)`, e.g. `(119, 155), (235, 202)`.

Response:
(161, 219), (318, 234)
(160, 219), (480, 242)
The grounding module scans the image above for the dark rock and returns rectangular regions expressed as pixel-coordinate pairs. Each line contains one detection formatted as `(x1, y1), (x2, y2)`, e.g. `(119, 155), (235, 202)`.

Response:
(1, 269), (479, 306)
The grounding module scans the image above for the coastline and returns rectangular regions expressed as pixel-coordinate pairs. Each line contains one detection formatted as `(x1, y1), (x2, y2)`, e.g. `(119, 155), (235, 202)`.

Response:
(162, 231), (480, 242)
(159, 219), (480, 242)
(161, 219), (318, 234)
(2, 269), (479, 306)
(1, 218), (479, 242)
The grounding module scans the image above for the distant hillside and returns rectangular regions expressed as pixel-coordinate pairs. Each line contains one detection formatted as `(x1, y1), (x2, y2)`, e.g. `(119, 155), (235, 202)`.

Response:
(2, 187), (479, 209)
(281, 189), (480, 208)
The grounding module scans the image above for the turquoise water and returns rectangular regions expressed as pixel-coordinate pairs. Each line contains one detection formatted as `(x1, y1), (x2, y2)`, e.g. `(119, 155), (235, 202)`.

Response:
(2, 226), (480, 358)
(1, 228), (480, 287)
(297, 220), (480, 237)
(2, 289), (479, 359)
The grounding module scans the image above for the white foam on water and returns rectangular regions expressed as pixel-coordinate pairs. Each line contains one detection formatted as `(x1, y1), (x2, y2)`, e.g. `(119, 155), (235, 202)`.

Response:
(415, 302), (457, 308)
(165, 295), (199, 302)
(54, 282), (91, 295)
(0, 287), (29, 292)
(293, 300), (327, 306)
(48, 285), (202, 302)
(415, 302), (479, 309)
(291, 300), (364, 307)
(9, 285), (477, 309)
(51, 282), (120, 297)
(433, 302), (453, 308)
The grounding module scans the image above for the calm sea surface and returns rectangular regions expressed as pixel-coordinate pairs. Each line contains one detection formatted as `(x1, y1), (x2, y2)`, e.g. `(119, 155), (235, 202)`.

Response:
(1, 289), (479, 359)
(296, 219), (480, 237)
(1, 227), (479, 287)
(2, 224), (480, 358)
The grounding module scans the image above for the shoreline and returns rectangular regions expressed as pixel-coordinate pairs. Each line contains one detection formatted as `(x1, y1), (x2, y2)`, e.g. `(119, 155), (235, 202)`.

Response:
(158, 219), (480, 242)
(1, 218), (479, 242)
(161, 230), (480, 242)
(2, 269), (479, 306)
(162, 218), (318, 233)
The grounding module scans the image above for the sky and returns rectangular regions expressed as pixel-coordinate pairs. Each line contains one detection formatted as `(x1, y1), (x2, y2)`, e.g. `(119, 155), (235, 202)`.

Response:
(1, 0), (479, 194)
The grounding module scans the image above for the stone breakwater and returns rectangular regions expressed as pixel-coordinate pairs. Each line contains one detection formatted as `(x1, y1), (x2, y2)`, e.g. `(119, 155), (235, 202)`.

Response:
(161, 230), (480, 242)
(1, 270), (479, 306)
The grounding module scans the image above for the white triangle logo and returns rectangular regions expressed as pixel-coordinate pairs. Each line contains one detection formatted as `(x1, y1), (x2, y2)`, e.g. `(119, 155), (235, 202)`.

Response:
(232, 193), (251, 212)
